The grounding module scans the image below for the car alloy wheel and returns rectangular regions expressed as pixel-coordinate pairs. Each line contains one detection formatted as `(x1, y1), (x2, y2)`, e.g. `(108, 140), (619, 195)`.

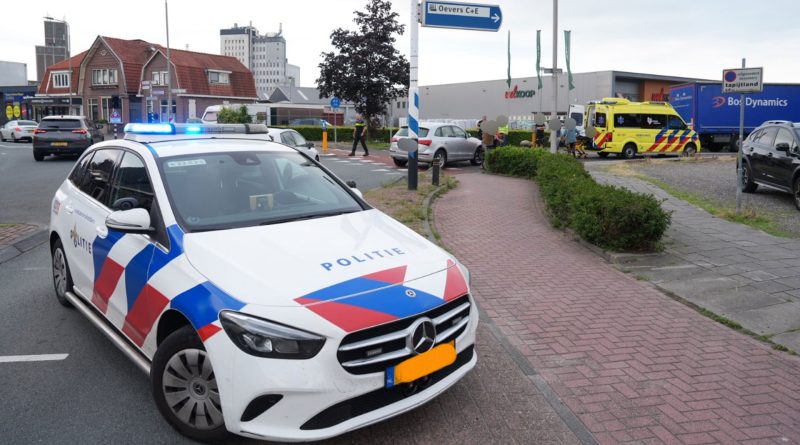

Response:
(471, 147), (484, 166)
(162, 348), (223, 431)
(683, 143), (697, 156)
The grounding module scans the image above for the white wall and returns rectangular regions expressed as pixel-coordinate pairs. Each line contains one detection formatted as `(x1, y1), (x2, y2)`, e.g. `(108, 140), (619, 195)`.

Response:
(0, 61), (28, 86)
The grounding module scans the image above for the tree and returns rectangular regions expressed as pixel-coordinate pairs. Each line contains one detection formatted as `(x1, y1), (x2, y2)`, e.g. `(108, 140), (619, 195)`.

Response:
(317, 0), (409, 136)
(217, 106), (252, 124)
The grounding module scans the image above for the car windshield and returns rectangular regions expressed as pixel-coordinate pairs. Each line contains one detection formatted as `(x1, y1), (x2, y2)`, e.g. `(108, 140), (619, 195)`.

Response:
(159, 151), (363, 232)
(395, 127), (430, 137)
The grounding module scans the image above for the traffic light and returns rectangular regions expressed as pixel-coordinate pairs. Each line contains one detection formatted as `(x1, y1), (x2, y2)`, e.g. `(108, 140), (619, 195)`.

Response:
(110, 95), (121, 109)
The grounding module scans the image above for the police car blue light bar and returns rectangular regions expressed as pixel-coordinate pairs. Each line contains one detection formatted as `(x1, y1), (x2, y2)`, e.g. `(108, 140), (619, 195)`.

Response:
(124, 123), (176, 134)
(124, 123), (268, 136)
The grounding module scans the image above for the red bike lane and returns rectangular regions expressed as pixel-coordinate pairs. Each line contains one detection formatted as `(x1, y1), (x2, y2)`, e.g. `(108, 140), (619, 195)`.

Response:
(434, 172), (800, 445)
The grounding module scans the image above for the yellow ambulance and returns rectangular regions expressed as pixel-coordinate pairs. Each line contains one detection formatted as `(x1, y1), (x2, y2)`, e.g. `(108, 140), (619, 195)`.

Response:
(586, 98), (701, 158)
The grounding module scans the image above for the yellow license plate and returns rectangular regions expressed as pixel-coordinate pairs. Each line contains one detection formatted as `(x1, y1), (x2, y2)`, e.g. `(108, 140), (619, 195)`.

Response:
(51, 142), (68, 147)
(386, 342), (456, 388)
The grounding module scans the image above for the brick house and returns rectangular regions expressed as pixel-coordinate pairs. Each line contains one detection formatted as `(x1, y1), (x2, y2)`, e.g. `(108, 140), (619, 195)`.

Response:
(139, 47), (257, 123)
(32, 51), (86, 120)
(36, 36), (256, 124)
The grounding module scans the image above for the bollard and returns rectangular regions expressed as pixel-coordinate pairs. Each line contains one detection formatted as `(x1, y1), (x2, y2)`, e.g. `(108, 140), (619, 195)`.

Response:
(408, 149), (418, 191)
(113, 124), (118, 140)
(432, 160), (440, 186)
(322, 130), (328, 154)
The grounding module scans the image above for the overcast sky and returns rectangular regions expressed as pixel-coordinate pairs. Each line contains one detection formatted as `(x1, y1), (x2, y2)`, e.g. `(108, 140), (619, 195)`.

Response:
(5, 0), (800, 86)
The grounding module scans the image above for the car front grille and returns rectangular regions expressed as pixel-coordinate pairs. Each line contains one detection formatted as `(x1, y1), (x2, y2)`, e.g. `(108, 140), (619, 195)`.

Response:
(336, 294), (471, 375)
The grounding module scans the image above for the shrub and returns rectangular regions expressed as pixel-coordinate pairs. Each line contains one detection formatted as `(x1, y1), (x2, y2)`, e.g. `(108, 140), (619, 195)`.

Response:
(217, 106), (252, 124)
(484, 150), (671, 252)
(570, 184), (671, 252)
(467, 129), (537, 146)
(485, 146), (540, 179)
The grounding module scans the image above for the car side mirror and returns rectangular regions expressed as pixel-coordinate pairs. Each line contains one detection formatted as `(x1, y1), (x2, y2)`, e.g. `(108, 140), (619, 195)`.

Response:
(306, 142), (314, 148)
(106, 208), (154, 234)
(776, 142), (791, 153)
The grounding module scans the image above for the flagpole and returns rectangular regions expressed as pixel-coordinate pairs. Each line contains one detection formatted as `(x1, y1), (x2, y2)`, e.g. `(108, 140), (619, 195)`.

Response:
(550, 0), (558, 154)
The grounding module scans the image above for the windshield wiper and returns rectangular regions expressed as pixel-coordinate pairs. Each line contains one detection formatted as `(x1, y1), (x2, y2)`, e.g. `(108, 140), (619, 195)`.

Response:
(258, 209), (360, 226)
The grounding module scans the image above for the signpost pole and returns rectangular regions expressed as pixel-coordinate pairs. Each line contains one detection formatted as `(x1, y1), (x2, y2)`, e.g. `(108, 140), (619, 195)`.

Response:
(735, 58), (745, 215)
(550, 0), (559, 154)
(407, 0), (419, 191)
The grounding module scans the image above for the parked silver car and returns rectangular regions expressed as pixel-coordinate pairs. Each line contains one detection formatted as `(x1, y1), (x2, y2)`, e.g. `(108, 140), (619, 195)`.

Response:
(268, 128), (320, 161)
(390, 122), (484, 168)
(1, 120), (38, 142)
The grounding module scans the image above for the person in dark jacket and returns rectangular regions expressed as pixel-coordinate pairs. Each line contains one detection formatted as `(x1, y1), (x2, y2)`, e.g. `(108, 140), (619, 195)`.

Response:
(350, 115), (369, 156)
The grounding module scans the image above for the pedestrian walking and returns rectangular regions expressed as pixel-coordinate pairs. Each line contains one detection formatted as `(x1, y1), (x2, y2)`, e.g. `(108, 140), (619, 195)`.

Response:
(350, 115), (369, 157)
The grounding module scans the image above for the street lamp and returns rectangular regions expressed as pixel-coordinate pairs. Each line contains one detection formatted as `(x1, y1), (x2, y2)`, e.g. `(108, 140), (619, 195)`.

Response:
(44, 16), (72, 115)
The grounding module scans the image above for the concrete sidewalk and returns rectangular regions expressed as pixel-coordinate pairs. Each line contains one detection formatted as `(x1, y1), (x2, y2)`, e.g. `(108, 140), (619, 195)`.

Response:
(586, 165), (800, 352)
(434, 172), (800, 445)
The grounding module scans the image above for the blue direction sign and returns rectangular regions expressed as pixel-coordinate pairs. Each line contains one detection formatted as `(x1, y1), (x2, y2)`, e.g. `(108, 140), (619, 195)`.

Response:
(422, 1), (502, 32)
(330, 97), (341, 109)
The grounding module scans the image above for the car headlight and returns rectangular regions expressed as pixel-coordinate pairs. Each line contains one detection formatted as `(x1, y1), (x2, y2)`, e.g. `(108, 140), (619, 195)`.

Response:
(219, 311), (326, 359)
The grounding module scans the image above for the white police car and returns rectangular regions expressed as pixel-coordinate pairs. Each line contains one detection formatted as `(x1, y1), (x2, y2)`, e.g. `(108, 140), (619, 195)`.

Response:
(49, 123), (477, 442)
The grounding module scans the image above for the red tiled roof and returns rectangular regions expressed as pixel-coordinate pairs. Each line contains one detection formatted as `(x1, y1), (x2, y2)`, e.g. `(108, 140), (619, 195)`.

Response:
(101, 37), (156, 93)
(37, 51), (88, 95)
(154, 47), (257, 98)
(36, 36), (256, 100)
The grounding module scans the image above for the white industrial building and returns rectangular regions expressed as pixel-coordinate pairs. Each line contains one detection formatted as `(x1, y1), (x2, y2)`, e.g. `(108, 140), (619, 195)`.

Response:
(387, 71), (705, 128)
(220, 23), (300, 100)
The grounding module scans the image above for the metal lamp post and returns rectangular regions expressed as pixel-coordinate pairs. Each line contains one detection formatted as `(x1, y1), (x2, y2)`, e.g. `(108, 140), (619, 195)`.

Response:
(44, 16), (72, 115)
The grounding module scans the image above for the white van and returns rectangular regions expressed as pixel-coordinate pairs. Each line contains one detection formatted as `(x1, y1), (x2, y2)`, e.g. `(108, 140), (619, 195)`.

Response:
(201, 104), (270, 124)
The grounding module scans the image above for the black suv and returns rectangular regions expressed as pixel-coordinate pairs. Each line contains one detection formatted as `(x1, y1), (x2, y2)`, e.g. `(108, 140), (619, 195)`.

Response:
(741, 120), (800, 210)
(33, 115), (103, 161)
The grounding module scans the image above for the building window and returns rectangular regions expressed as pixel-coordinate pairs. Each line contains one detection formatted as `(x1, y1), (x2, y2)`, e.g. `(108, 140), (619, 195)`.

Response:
(152, 71), (168, 85)
(100, 96), (124, 120)
(160, 100), (176, 121)
(88, 98), (99, 121)
(92, 69), (119, 86)
(53, 71), (70, 88)
(208, 70), (230, 84)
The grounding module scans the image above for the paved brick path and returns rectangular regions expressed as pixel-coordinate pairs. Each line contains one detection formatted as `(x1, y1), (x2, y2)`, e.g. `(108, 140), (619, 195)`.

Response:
(434, 172), (800, 445)
(586, 166), (800, 352)
(0, 223), (38, 247)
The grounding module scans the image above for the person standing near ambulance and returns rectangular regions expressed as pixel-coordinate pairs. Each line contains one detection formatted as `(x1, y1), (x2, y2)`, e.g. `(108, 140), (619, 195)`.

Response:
(350, 115), (369, 157)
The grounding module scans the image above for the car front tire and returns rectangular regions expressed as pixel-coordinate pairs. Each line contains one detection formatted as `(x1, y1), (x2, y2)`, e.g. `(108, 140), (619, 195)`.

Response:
(51, 239), (74, 308)
(393, 158), (408, 167)
(742, 162), (758, 193)
(793, 176), (800, 211)
(151, 326), (229, 443)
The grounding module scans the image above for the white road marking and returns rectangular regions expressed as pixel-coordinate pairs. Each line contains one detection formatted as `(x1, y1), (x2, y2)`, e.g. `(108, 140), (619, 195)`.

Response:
(0, 353), (69, 363)
(22, 267), (48, 271)
(371, 169), (390, 172)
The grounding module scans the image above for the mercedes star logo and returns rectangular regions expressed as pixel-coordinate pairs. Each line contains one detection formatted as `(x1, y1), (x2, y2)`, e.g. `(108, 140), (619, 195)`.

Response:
(408, 318), (436, 355)
(405, 289), (417, 298)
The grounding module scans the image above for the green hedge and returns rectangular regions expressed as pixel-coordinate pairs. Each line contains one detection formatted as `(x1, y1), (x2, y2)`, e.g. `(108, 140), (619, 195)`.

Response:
(467, 129), (537, 146)
(485, 147), (541, 179)
(485, 147), (671, 252)
(277, 126), (399, 142)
